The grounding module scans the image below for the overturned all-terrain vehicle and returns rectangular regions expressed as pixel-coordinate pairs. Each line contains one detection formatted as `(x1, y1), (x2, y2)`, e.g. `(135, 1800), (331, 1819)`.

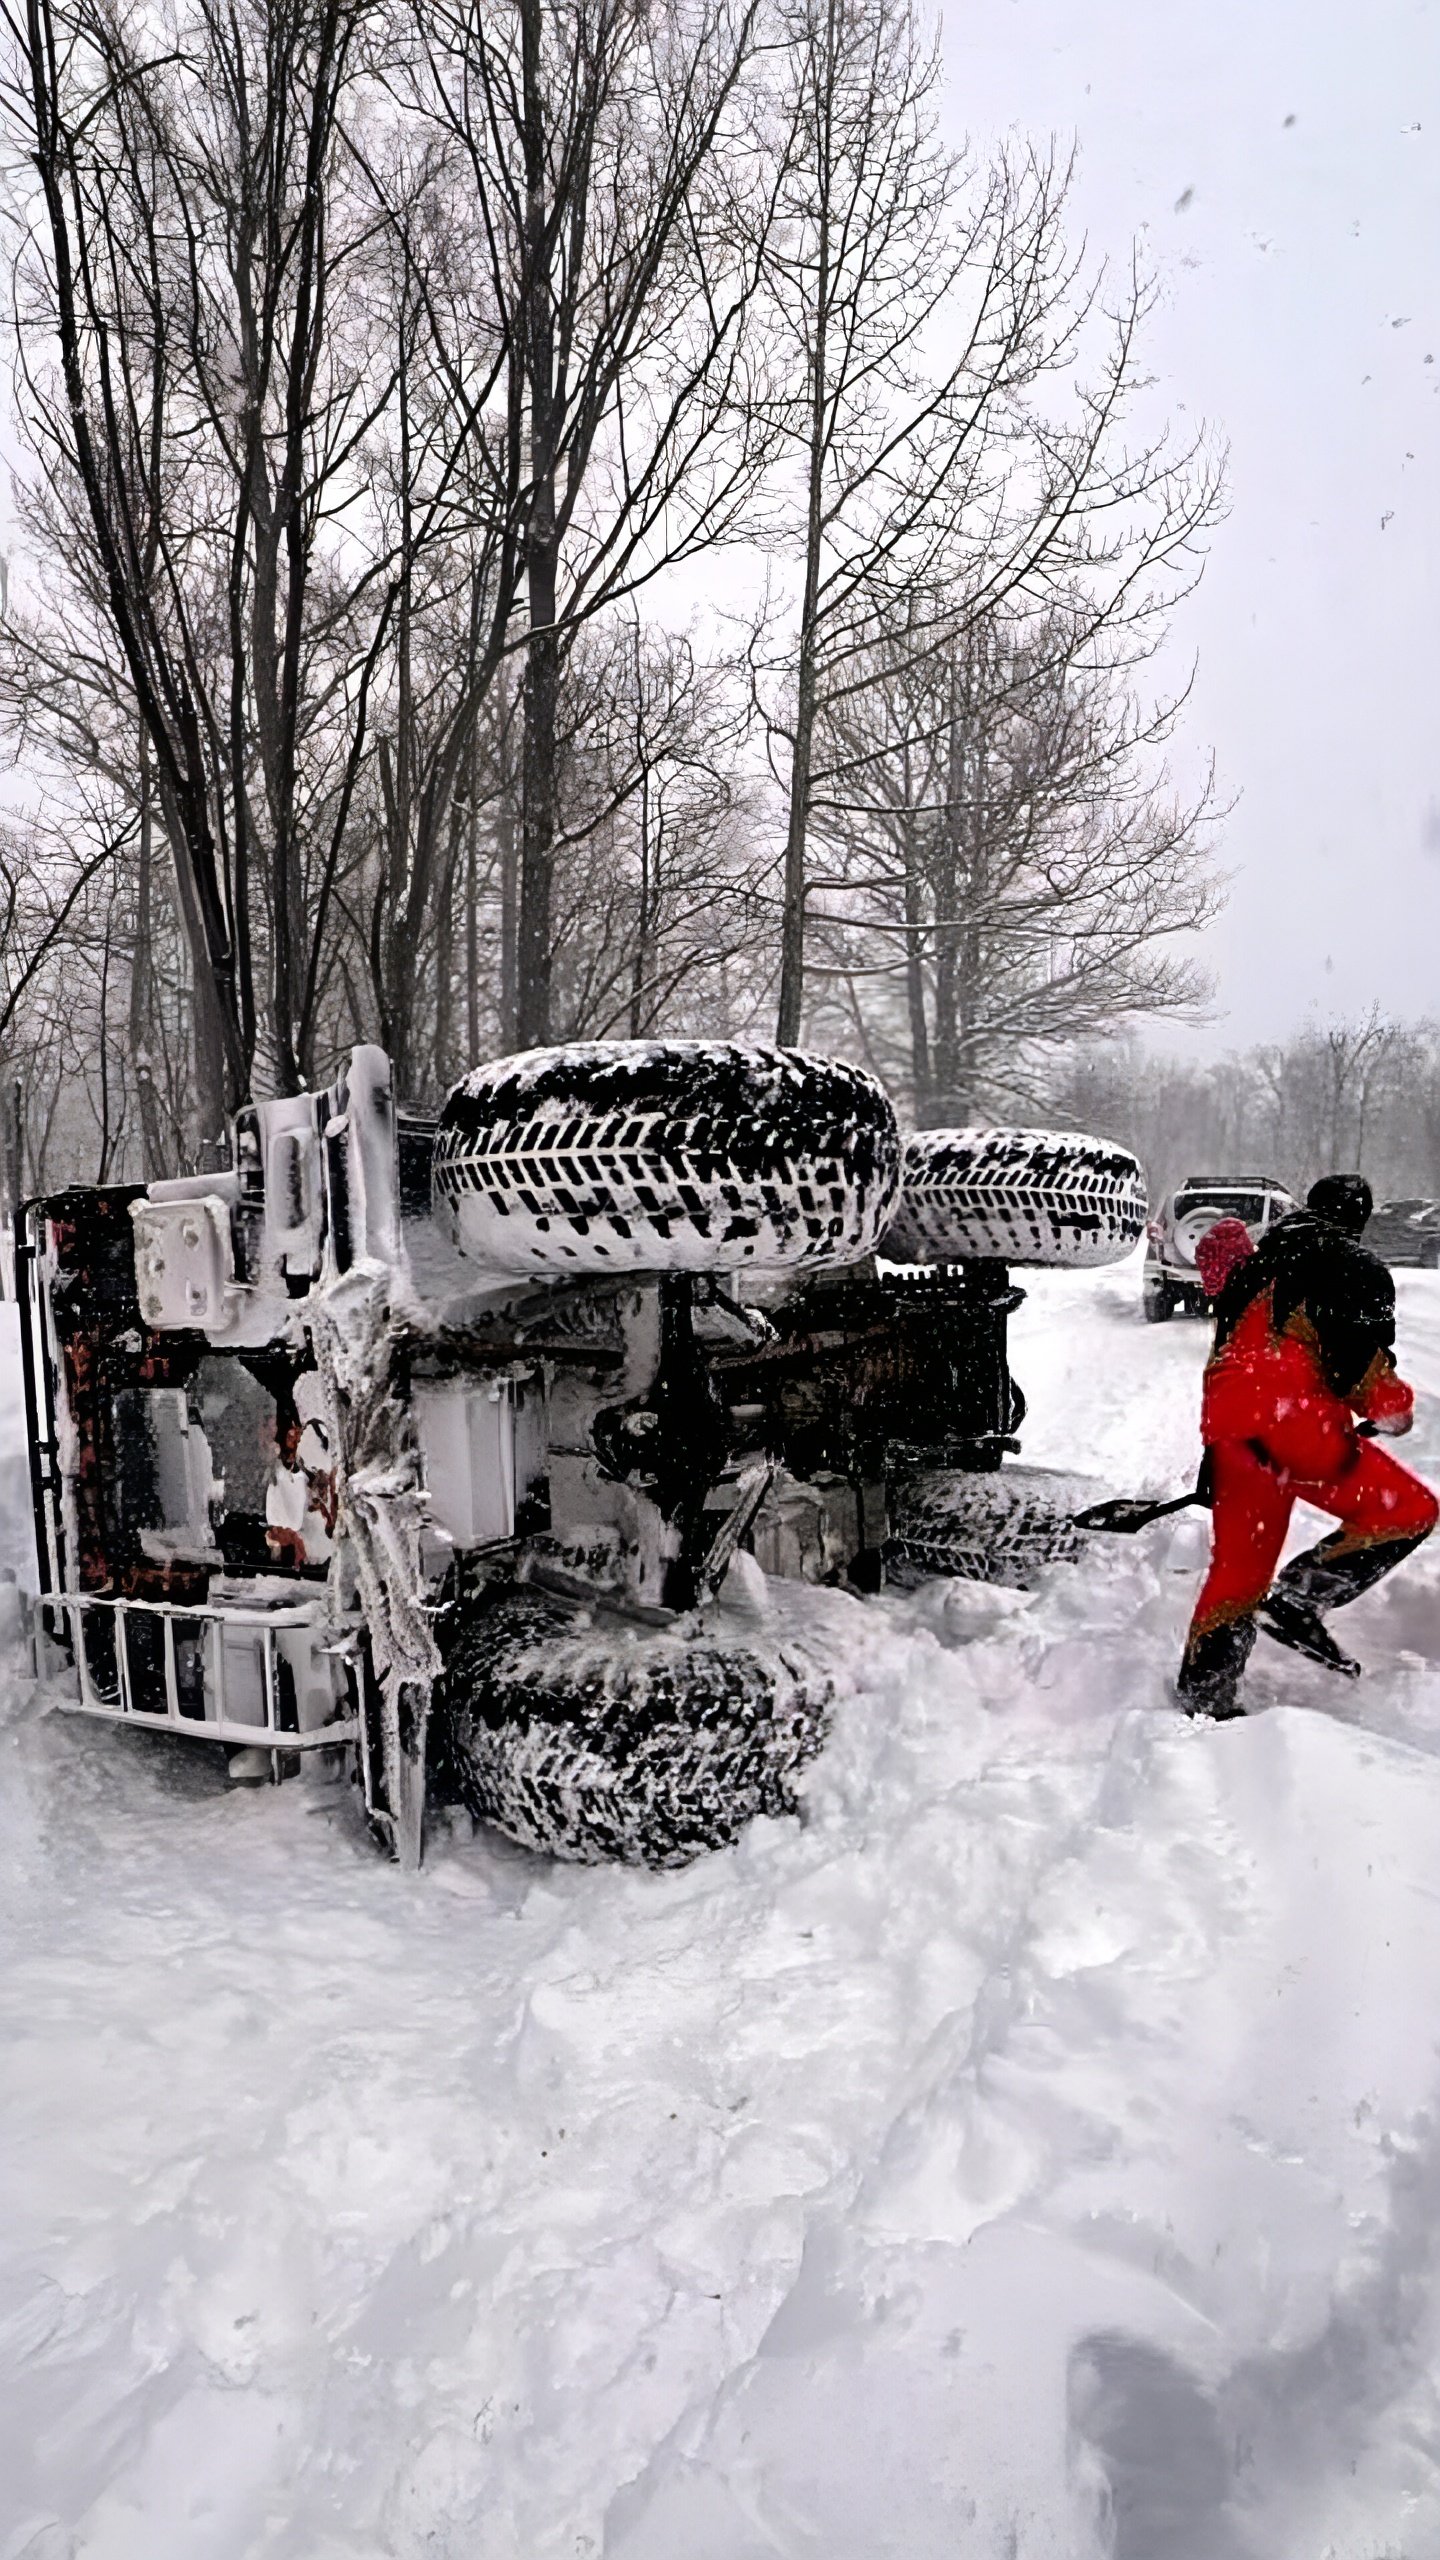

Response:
(17, 1041), (1144, 1869)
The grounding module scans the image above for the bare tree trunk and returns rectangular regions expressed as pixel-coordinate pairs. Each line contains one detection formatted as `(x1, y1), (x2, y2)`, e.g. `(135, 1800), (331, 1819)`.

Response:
(1327, 1047), (1345, 1168)
(955, 690), (988, 1115)
(629, 624), (652, 1037)
(495, 678), (519, 1049)
(515, 0), (559, 1049)
(931, 668), (963, 1111)
(94, 895), (117, 1178)
(5, 1077), (23, 1214)
(433, 825), (457, 1094)
(129, 732), (169, 1174)
(467, 734), (483, 1067)
(389, 328), (418, 1095)
(777, 634), (819, 1044)
(902, 819), (931, 1115)
(775, 0), (836, 1046)
(154, 780), (230, 1144)
(518, 580), (559, 1046)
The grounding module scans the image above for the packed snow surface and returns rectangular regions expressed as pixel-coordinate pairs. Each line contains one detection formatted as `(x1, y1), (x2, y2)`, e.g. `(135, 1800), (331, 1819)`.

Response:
(6, 1258), (1440, 2557)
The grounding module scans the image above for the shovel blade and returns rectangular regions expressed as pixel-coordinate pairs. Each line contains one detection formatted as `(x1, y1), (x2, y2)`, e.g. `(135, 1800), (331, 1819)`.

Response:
(1071, 1492), (1197, 1535)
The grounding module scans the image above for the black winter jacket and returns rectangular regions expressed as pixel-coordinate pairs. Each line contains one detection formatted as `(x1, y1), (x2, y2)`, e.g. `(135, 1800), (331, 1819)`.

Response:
(1211, 1210), (1396, 1400)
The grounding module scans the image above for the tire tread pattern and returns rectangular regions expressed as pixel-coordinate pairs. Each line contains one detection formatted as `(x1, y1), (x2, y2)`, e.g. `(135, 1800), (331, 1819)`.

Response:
(886, 1128), (1146, 1269)
(439, 1588), (833, 1866)
(435, 1042), (901, 1277)
(890, 1464), (1100, 1588)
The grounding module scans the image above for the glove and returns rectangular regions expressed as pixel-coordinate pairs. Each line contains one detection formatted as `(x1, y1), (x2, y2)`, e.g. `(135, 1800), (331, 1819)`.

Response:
(1361, 1368), (1415, 1436)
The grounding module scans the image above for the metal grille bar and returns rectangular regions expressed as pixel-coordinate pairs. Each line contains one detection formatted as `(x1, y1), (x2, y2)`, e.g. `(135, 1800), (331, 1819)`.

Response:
(46, 1591), (358, 1753)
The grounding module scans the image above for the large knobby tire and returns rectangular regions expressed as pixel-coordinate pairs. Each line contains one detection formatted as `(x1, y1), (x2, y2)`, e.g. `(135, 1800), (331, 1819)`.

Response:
(434, 1587), (834, 1867)
(883, 1128), (1147, 1269)
(433, 1041), (901, 1279)
(889, 1464), (1102, 1588)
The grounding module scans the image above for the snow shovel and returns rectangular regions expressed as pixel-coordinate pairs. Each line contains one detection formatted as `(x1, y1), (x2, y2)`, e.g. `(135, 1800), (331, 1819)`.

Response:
(1073, 1422), (1382, 1537)
(1070, 1486), (1204, 1534)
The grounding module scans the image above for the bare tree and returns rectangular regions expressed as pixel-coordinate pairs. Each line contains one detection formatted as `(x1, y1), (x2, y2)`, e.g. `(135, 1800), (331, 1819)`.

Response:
(0, 489), (213, 1163)
(0, 810), (129, 1223)
(414, 0), (780, 1045)
(0, 0), (481, 1120)
(1251, 1009), (1412, 1181)
(0, 0), (1234, 1161)
(805, 601), (1221, 1113)
(541, 617), (760, 1039)
(338, 111), (531, 1095)
(758, 0), (999, 1040)
(752, 0), (1222, 1040)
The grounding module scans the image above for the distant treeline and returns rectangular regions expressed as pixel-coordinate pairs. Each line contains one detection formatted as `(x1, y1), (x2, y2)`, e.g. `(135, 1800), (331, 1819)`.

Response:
(1042, 1012), (1440, 1209)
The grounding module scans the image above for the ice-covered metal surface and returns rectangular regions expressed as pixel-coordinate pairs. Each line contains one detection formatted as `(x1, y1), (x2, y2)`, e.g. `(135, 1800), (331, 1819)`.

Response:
(131, 1195), (241, 1332)
(311, 1261), (437, 1866)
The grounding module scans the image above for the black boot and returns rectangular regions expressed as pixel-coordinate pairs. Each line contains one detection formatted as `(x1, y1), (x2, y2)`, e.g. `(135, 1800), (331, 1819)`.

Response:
(1256, 1527), (1431, 1679)
(1177, 1615), (1257, 1721)
(1256, 1590), (1361, 1678)
(1275, 1527), (1431, 1614)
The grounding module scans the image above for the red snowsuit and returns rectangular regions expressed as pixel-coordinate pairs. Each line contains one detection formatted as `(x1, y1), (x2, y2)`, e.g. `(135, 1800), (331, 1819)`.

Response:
(1189, 1290), (1438, 1641)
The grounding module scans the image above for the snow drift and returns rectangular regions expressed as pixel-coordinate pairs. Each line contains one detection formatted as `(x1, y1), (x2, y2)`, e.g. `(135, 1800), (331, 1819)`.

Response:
(5, 1262), (1440, 2558)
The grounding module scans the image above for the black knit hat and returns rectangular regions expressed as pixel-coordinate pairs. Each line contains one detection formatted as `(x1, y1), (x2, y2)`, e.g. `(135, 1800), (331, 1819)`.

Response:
(1306, 1174), (1373, 1235)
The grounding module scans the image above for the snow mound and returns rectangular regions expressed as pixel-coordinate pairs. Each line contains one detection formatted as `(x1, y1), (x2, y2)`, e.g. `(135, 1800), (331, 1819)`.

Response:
(5, 1256), (1440, 2556)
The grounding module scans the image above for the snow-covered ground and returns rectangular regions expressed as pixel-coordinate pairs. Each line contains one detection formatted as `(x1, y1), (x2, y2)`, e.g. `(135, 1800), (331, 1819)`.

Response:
(5, 1258), (1440, 2559)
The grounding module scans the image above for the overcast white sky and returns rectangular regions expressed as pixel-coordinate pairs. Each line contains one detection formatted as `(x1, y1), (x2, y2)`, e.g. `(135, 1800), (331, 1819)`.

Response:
(946, 0), (1440, 1052)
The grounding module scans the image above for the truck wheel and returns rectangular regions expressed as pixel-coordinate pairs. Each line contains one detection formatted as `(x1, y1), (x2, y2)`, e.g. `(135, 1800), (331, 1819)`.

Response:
(434, 1587), (833, 1867)
(1143, 1283), (1175, 1323)
(889, 1464), (1100, 1589)
(883, 1129), (1146, 1269)
(434, 1041), (900, 1279)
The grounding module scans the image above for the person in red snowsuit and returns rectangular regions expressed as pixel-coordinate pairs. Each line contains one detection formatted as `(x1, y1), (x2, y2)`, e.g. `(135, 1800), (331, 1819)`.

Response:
(1178, 1174), (1438, 1718)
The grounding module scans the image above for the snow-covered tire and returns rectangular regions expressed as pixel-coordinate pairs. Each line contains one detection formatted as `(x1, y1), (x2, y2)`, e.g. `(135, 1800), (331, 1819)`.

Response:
(883, 1129), (1147, 1269)
(435, 1588), (833, 1867)
(433, 1041), (901, 1279)
(889, 1464), (1102, 1588)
